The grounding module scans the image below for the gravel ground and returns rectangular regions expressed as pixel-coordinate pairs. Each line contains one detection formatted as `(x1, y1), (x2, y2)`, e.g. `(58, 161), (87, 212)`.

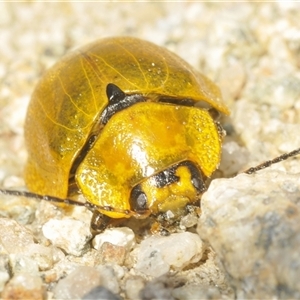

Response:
(1, 2), (300, 299)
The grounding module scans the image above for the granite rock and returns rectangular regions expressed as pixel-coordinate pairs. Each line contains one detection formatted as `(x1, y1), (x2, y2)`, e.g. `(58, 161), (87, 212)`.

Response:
(198, 170), (300, 299)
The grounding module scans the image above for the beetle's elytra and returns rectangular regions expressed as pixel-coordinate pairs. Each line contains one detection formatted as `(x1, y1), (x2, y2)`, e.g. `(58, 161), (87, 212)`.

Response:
(24, 36), (229, 230)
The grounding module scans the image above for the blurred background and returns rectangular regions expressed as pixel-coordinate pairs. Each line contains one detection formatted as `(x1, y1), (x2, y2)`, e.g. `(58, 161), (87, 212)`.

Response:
(1, 1), (300, 190)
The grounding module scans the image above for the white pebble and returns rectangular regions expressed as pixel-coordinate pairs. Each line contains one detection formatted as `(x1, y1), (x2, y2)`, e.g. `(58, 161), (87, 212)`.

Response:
(1, 273), (44, 299)
(53, 266), (102, 299)
(125, 277), (145, 300)
(0, 270), (9, 293)
(42, 218), (92, 256)
(136, 232), (203, 277)
(0, 255), (10, 292)
(92, 227), (135, 251)
(198, 171), (300, 299)
(0, 219), (34, 254)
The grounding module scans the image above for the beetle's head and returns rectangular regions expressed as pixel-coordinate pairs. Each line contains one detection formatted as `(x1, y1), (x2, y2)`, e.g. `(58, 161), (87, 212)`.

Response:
(129, 161), (206, 219)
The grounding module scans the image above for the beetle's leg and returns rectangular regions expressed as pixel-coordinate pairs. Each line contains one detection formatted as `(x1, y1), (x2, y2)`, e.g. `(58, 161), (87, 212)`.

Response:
(90, 210), (129, 235)
(90, 210), (112, 234)
(150, 221), (171, 236)
(151, 203), (201, 236)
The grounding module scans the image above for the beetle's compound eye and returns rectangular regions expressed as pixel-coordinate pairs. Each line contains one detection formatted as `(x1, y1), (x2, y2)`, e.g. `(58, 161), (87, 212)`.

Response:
(129, 185), (149, 216)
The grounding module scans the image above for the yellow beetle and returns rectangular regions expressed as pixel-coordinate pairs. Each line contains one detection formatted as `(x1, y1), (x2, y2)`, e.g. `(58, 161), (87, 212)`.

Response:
(23, 37), (229, 232)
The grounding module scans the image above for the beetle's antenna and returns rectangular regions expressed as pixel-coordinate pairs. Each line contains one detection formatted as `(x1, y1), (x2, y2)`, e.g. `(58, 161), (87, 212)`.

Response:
(244, 147), (300, 174)
(0, 188), (135, 216)
(0, 189), (95, 209)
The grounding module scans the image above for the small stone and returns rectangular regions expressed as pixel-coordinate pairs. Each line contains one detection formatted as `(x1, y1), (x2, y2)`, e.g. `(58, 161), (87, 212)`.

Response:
(12, 255), (39, 275)
(82, 286), (122, 300)
(52, 264), (122, 299)
(97, 242), (126, 265)
(0, 271), (9, 294)
(42, 218), (92, 256)
(136, 232), (203, 277)
(92, 227), (135, 252)
(1, 273), (45, 300)
(51, 246), (65, 264)
(34, 201), (63, 227)
(43, 270), (59, 284)
(0, 218), (55, 273)
(125, 276), (145, 300)
(96, 265), (121, 295)
(0, 254), (10, 292)
(198, 171), (300, 299)
(172, 285), (221, 300)
(139, 277), (173, 300)
(136, 246), (169, 277)
(53, 266), (102, 300)
(0, 194), (36, 225)
(25, 243), (54, 271)
(179, 211), (199, 229)
(0, 218), (34, 254)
